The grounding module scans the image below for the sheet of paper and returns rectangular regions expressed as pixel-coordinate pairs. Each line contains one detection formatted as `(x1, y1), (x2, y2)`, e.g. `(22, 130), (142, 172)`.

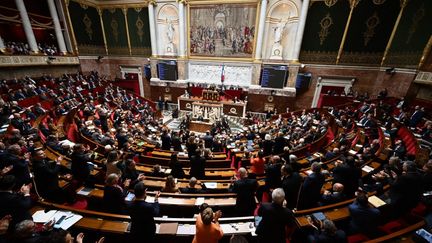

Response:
(177, 224), (196, 235)
(195, 197), (205, 206)
(52, 211), (83, 230)
(362, 165), (374, 173)
(203, 182), (217, 189)
(32, 210), (57, 223)
(77, 187), (93, 196)
(368, 195), (386, 208)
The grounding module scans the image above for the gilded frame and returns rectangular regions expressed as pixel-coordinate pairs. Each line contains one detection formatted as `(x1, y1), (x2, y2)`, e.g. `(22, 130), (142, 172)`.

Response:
(187, 0), (260, 61)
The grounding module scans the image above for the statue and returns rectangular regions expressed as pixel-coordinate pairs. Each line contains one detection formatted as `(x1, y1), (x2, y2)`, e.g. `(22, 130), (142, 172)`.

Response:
(165, 18), (176, 55)
(273, 18), (288, 44)
(166, 18), (174, 43)
(270, 17), (288, 60)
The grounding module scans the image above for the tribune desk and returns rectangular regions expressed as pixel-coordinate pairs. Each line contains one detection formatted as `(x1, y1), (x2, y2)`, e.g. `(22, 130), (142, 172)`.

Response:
(178, 95), (247, 118)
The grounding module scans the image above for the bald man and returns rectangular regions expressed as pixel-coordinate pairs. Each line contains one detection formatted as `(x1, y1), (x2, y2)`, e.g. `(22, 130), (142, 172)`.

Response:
(230, 167), (258, 216)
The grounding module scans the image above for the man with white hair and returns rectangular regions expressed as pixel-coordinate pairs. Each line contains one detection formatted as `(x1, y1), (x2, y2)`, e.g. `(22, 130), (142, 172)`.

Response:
(256, 188), (294, 243)
(230, 167), (258, 216)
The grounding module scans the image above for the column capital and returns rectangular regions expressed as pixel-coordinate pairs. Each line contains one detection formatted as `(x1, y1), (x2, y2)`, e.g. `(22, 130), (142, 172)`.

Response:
(97, 7), (103, 16)
(148, 0), (157, 6)
(177, 0), (188, 5)
(64, 0), (70, 6)
(122, 8), (128, 16)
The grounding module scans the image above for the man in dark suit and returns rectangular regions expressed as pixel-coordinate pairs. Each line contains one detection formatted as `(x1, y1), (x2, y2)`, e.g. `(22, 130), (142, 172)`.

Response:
(348, 191), (381, 237)
(298, 162), (325, 209)
(332, 156), (361, 197)
(161, 130), (171, 151)
(281, 164), (302, 209)
(409, 106), (425, 128)
(265, 155), (283, 189)
(31, 149), (70, 203)
(273, 132), (286, 155)
(128, 182), (160, 243)
(190, 149), (206, 179)
(230, 167), (258, 216)
(3, 144), (31, 189)
(320, 183), (346, 206)
(71, 144), (95, 186)
(324, 147), (339, 161)
(171, 131), (183, 152)
(389, 161), (423, 217)
(0, 175), (32, 231)
(256, 188), (294, 243)
(203, 131), (214, 149)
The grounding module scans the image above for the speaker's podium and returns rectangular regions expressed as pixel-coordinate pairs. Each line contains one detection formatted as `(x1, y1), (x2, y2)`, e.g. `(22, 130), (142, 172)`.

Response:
(178, 89), (247, 132)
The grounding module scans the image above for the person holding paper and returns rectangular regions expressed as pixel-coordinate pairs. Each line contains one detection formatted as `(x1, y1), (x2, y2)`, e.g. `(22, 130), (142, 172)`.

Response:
(348, 191), (381, 238)
(128, 182), (160, 243)
(192, 207), (223, 243)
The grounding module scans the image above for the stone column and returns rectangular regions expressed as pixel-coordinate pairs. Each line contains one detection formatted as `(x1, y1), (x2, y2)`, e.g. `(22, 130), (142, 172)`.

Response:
(0, 36), (5, 51)
(254, 0), (268, 60)
(15, 0), (38, 53)
(287, 64), (300, 88)
(47, 0), (67, 54)
(291, 0), (310, 62)
(148, 1), (158, 56)
(178, 0), (186, 57)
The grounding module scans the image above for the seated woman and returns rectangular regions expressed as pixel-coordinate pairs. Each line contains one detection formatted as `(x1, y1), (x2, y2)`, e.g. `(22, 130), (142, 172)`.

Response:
(103, 173), (130, 213)
(161, 175), (179, 193)
(105, 150), (123, 177)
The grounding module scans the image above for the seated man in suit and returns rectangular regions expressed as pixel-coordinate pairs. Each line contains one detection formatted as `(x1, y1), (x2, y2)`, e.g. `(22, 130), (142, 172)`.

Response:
(320, 183), (346, 206)
(180, 177), (205, 194)
(229, 167), (258, 216)
(256, 188), (294, 243)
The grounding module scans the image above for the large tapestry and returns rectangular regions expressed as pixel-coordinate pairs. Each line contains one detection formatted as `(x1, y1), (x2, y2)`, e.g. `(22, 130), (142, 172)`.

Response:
(189, 3), (257, 58)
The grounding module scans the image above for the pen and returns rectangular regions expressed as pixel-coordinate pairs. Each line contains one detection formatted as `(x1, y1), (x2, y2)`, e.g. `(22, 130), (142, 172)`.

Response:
(64, 215), (73, 221)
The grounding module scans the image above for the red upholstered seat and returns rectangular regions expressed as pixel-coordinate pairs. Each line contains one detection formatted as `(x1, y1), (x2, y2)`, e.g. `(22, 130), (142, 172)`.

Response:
(348, 233), (369, 243)
(378, 219), (405, 234)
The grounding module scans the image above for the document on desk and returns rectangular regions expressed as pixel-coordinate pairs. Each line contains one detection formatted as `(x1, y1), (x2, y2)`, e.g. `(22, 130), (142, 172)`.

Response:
(158, 223), (178, 235)
(195, 197), (205, 206)
(204, 182), (217, 189)
(77, 187), (93, 196)
(176, 224), (196, 235)
(362, 165), (374, 173)
(368, 195), (386, 208)
(32, 210), (82, 230)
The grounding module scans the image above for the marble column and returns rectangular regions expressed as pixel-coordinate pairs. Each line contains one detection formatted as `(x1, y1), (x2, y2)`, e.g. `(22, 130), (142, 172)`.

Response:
(15, 0), (38, 53)
(148, 2), (158, 56)
(292, 0), (310, 61)
(0, 36), (5, 51)
(254, 0), (268, 60)
(178, 0), (186, 57)
(47, 0), (67, 54)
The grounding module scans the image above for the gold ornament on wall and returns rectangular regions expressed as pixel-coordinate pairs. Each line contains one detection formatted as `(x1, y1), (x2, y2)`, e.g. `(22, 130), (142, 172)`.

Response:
(319, 13), (333, 45)
(136, 16), (144, 42)
(406, 4), (425, 44)
(134, 8), (142, 13)
(363, 12), (380, 46)
(324, 0), (338, 7)
(111, 18), (119, 43)
(83, 14), (93, 40)
(372, 0), (386, 5)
